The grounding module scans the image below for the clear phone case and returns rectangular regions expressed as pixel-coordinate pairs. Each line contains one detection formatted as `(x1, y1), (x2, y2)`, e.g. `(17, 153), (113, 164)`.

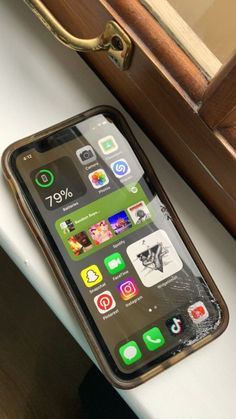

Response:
(1, 106), (229, 389)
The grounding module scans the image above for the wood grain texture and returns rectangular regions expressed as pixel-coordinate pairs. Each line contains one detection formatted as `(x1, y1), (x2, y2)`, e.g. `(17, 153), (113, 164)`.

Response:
(34, 0), (236, 234)
(104, 0), (208, 102)
(199, 52), (236, 129)
(219, 125), (236, 149)
(140, 0), (221, 78)
(41, 0), (208, 103)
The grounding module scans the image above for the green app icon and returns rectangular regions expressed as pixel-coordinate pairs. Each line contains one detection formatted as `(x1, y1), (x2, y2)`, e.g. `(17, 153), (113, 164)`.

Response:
(143, 327), (165, 351)
(99, 136), (118, 155)
(119, 341), (142, 365)
(104, 252), (126, 275)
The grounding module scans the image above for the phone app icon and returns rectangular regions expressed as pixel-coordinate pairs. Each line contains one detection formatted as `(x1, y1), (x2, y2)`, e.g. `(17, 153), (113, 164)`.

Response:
(104, 253), (126, 275)
(88, 169), (109, 189)
(76, 145), (96, 165)
(188, 301), (209, 324)
(98, 135), (118, 155)
(117, 278), (139, 301)
(111, 159), (130, 178)
(143, 327), (165, 351)
(81, 265), (103, 288)
(166, 315), (185, 335)
(94, 291), (116, 314)
(119, 341), (142, 365)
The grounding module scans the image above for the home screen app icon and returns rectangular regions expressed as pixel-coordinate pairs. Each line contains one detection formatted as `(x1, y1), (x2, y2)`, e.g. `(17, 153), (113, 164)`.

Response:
(80, 265), (103, 288)
(94, 291), (116, 314)
(104, 252), (126, 275)
(98, 136), (118, 155)
(117, 278), (139, 301)
(88, 169), (109, 189)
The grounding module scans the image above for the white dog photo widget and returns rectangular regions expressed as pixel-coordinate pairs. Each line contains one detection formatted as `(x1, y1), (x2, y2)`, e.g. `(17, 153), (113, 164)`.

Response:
(126, 230), (183, 287)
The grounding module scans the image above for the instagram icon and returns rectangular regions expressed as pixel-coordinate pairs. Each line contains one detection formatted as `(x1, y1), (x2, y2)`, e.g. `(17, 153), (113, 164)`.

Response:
(117, 278), (139, 301)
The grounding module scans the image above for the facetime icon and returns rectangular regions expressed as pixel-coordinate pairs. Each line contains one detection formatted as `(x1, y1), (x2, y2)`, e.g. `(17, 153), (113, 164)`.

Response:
(104, 252), (126, 275)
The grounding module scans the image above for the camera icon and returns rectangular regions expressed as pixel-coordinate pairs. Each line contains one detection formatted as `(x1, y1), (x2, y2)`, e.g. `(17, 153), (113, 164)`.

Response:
(76, 145), (97, 165)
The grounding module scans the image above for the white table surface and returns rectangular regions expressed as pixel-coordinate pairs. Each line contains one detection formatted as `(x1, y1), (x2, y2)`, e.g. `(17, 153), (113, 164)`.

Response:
(1, 2), (236, 418)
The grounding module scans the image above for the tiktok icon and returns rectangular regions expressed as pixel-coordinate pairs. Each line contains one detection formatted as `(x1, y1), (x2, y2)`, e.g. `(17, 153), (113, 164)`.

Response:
(166, 315), (185, 336)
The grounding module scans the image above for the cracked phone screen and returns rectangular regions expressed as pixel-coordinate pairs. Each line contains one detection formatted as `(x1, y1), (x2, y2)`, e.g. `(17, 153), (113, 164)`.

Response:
(13, 111), (225, 380)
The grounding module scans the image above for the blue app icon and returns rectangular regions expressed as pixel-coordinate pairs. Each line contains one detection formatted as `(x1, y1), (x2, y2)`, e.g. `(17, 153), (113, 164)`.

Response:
(111, 159), (131, 178)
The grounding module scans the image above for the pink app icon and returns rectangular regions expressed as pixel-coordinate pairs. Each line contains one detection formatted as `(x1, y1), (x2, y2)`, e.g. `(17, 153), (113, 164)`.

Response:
(117, 278), (139, 301)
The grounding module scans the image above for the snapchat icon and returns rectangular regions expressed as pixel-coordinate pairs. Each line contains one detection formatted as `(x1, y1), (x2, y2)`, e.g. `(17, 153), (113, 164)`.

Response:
(81, 265), (103, 288)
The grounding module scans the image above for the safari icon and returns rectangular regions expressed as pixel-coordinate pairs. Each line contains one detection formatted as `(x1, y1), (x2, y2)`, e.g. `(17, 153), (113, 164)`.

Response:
(119, 341), (142, 365)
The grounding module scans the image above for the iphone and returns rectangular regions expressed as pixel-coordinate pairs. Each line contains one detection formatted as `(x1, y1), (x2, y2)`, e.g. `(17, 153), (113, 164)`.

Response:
(2, 106), (228, 388)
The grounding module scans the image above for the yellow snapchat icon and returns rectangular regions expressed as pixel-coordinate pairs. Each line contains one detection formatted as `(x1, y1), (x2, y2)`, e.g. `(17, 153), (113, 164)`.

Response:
(81, 265), (103, 288)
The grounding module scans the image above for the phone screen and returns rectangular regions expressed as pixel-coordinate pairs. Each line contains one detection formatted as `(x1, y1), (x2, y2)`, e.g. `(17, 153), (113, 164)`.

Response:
(11, 109), (224, 380)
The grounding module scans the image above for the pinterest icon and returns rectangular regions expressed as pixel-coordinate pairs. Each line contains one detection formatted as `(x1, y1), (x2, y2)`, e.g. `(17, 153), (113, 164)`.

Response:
(94, 291), (116, 314)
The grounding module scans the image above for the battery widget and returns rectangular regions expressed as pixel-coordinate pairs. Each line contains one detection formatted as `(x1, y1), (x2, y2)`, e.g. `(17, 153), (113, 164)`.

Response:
(35, 169), (55, 188)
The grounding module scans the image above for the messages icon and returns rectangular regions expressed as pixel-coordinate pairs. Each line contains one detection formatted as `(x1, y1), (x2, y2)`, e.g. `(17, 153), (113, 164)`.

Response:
(119, 341), (142, 365)
(104, 252), (126, 275)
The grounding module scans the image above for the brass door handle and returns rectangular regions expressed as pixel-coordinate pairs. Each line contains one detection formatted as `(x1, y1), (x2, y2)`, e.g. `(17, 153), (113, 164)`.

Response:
(24, 0), (132, 70)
